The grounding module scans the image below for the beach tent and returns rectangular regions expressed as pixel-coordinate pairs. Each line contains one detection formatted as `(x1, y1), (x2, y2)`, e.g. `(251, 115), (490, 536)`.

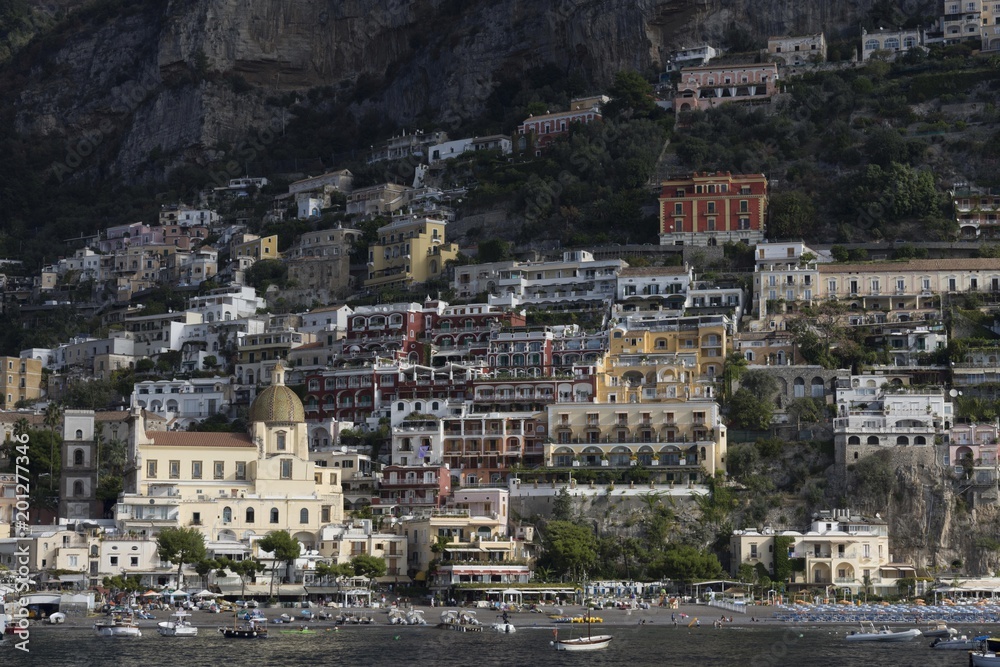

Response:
(142, 590), (162, 598)
(194, 590), (216, 598)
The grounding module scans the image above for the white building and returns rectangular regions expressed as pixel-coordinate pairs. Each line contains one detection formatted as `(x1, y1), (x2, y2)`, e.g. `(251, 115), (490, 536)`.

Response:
(834, 374), (952, 464)
(186, 284), (266, 322)
(454, 250), (627, 310)
(663, 45), (719, 72)
(861, 27), (923, 60)
(298, 305), (353, 336)
(427, 135), (513, 164)
(132, 377), (233, 429)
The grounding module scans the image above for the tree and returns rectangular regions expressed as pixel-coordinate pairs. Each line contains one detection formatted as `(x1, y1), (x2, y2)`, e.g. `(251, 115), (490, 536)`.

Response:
(650, 544), (722, 583)
(257, 530), (301, 598)
(737, 370), (778, 399)
(194, 558), (218, 589)
(767, 191), (816, 240)
(216, 557), (265, 600)
(156, 527), (207, 590)
(350, 554), (387, 588)
(603, 70), (656, 119)
(552, 487), (573, 521)
(727, 388), (773, 430)
(315, 561), (354, 587)
(202, 355), (218, 370)
(476, 239), (512, 263)
(786, 397), (824, 431)
(539, 520), (598, 581)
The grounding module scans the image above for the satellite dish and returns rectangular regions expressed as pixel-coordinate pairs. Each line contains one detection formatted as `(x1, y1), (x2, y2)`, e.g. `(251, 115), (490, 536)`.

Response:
(949, 389), (958, 397)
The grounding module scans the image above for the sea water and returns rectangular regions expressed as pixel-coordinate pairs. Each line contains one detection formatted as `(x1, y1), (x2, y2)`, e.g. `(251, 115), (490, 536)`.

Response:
(13, 623), (972, 667)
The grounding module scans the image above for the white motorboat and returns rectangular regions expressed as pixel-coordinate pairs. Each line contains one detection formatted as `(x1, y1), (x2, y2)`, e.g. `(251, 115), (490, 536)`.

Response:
(491, 612), (516, 634)
(552, 614), (612, 651)
(158, 611), (198, 637)
(386, 609), (407, 625)
(844, 624), (921, 642)
(94, 611), (142, 637)
(929, 635), (978, 649)
(405, 610), (427, 626)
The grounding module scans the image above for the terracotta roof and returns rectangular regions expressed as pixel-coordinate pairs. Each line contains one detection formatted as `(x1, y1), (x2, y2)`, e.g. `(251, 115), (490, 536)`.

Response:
(0, 413), (43, 424)
(818, 258), (1000, 273)
(144, 431), (255, 448)
(619, 266), (689, 277)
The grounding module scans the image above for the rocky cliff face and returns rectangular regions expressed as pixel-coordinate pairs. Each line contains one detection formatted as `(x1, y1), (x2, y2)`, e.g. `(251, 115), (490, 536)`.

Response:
(836, 447), (1000, 577)
(7, 0), (926, 183)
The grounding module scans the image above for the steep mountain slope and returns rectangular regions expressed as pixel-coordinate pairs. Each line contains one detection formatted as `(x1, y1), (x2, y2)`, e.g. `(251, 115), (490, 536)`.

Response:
(3, 0), (923, 184)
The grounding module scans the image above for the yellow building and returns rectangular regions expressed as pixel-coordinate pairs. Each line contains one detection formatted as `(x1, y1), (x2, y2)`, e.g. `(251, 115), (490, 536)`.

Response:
(117, 362), (344, 550)
(365, 215), (458, 290)
(233, 234), (280, 263)
(596, 315), (730, 404)
(0, 356), (43, 407)
(547, 401), (727, 483)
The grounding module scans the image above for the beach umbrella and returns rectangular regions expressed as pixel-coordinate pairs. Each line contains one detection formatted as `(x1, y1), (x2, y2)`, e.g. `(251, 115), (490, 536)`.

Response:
(194, 589), (216, 598)
(142, 590), (161, 597)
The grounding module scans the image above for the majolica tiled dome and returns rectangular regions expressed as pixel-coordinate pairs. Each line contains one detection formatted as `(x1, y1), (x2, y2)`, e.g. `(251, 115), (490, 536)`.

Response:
(248, 363), (304, 423)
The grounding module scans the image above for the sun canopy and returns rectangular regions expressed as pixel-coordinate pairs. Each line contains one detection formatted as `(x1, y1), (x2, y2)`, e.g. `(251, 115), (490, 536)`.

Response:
(142, 590), (162, 597)
(194, 590), (216, 598)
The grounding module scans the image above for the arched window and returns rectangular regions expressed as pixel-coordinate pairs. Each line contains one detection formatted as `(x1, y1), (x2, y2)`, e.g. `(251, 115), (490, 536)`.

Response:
(867, 436), (879, 445)
(896, 436), (909, 445)
(300, 508), (309, 524)
(793, 377), (805, 398)
(270, 508), (279, 524)
(223, 507), (232, 523)
(72, 480), (84, 497)
(74, 449), (84, 466)
(864, 39), (880, 51)
(246, 507), (255, 523)
(75, 429), (83, 439)
(848, 436), (860, 445)
(914, 436), (926, 445)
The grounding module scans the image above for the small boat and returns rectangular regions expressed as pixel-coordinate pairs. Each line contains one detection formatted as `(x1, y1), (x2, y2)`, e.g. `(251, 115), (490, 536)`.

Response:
(922, 621), (958, 638)
(405, 610), (427, 626)
(844, 623), (921, 642)
(970, 637), (1000, 666)
(491, 612), (516, 634)
(94, 610), (142, 637)
(219, 616), (268, 639)
(551, 613), (612, 651)
(158, 611), (198, 637)
(437, 610), (484, 632)
(930, 635), (978, 649)
(386, 609), (407, 625)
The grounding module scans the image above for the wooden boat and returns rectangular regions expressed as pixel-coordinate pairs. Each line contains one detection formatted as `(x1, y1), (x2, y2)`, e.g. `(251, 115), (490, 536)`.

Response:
(219, 614), (268, 639)
(970, 637), (1000, 666)
(844, 623), (920, 642)
(552, 613), (612, 651)
(94, 610), (142, 637)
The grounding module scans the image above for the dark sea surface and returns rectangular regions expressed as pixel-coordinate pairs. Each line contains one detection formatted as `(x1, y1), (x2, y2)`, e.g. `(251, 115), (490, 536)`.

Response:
(11, 622), (982, 667)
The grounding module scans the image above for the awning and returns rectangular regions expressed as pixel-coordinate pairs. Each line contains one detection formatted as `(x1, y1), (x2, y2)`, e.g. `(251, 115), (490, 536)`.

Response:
(414, 572), (427, 581)
(375, 576), (412, 584)
(444, 547), (485, 553)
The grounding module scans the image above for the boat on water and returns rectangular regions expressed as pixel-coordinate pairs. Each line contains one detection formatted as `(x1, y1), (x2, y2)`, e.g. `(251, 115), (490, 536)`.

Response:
(405, 610), (427, 626)
(94, 610), (142, 637)
(158, 611), (198, 637)
(921, 621), (958, 638)
(491, 611), (516, 634)
(929, 634), (979, 649)
(844, 623), (921, 642)
(970, 637), (1000, 666)
(219, 614), (268, 639)
(551, 613), (612, 651)
(437, 610), (484, 632)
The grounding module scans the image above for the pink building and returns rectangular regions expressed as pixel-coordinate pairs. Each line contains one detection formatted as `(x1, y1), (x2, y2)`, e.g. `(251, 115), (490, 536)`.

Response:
(949, 422), (1000, 469)
(674, 63), (778, 112)
(516, 96), (606, 153)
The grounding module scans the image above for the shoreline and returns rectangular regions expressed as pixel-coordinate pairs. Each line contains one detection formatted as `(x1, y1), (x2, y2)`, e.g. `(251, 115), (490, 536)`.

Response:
(26, 602), (1000, 631)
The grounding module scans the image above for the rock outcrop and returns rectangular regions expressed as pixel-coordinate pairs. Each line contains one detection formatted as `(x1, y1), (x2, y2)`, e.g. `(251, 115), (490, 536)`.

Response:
(7, 0), (930, 183)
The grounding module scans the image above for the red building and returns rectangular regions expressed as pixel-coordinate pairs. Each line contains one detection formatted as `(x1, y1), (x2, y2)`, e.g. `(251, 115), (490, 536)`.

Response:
(658, 172), (768, 247)
(516, 96), (607, 154)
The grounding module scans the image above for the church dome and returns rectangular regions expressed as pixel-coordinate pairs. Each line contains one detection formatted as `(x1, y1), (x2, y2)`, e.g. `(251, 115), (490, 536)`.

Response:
(248, 363), (304, 423)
